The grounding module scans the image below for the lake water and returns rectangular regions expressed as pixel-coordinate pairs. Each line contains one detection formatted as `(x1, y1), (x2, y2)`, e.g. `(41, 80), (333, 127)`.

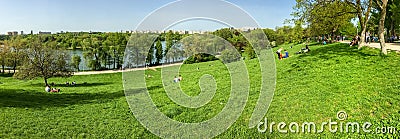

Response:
(69, 41), (185, 71)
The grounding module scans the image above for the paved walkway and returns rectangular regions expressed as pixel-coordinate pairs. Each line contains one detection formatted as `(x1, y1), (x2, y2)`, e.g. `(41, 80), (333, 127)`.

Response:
(74, 63), (183, 75)
(340, 41), (400, 51)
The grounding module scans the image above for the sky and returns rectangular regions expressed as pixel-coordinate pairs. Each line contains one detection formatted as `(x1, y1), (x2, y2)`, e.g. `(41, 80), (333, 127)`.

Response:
(0, 0), (296, 34)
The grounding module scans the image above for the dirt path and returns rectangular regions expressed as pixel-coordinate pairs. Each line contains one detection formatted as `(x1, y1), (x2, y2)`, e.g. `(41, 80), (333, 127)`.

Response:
(74, 63), (183, 75)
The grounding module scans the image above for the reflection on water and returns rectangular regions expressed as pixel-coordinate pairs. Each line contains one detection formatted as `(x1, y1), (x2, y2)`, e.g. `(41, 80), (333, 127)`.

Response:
(68, 49), (88, 71)
(69, 41), (186, 71)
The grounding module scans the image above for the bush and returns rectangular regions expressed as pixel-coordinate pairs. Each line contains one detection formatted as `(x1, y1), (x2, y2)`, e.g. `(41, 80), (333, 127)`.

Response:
(244, 46), (257, 59)
(184, 53), (218, 64)
(220, 49), (241, 63)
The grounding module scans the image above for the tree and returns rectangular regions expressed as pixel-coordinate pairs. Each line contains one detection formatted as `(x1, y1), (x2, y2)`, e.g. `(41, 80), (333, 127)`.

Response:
(14, 36), (73, 86)
(345, 0), (373, 48)
(164, 30), (174, 63)
(72, 55), (82, 71)
(292, 0), (373, 46)
(263, 28), (277, 43)
(213, 28), (233, 40)
(386, 0), (400, 37)
(7, 36), (26, 73)
(0, 41), (10, 73)
(146, 41), (155, 65)
(82, 35), (102, 70)
(125, 33), (157, 68)
(155, 39), (163, 65)
(375, 0), (389, 54)
(220, 48), (241, 63)
(292, 0), (356, 40)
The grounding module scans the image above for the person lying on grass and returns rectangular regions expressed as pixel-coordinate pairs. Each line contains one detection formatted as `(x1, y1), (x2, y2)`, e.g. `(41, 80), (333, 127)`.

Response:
(45, 85), (60, 93)
(51, 88), (60, 93)
(296, 45), (310, 54)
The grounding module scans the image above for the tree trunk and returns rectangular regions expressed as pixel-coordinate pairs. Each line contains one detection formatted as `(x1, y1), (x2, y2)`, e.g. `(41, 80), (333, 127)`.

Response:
(44, 77), (48, 86)
(356, 0), (373, 49)
(13, 61), (16, 73)
(358, 26), (367, 48)
(113, 56), (116, 69)
(377, 0), (388, 55)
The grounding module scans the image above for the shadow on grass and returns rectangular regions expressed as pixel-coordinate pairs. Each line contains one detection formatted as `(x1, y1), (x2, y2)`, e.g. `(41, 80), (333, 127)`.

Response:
(0, 73), (14, 77)
(124, 85), (164, 96)
(0, 89), (125, 108)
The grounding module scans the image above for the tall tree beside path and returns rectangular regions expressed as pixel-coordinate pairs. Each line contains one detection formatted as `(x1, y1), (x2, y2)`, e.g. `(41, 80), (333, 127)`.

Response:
(72, 55), (82, 71)
(345, 0), (373, 48)
(155, 39), (163, 65)
(375, 0), (389, 54)
(164, 30), (174, 64)
(14, 36), (73, 86)
(292, 0), (356, 39)
(292, 0), (373, 46)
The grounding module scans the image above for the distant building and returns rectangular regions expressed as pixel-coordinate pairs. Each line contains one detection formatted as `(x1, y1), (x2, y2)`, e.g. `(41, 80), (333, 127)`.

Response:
(30, 30), (33, 35)
(39, 31), (51, 35)
(7, 31), (18, 36)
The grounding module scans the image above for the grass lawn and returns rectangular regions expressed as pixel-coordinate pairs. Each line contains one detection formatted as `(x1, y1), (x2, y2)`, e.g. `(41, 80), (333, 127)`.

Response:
(1, 43), (400, 138)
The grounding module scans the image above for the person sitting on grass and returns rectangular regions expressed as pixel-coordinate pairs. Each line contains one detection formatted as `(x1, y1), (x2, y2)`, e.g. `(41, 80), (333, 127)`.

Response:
(173, 76), (179, 83)
(350, 37), (358, 46)
(71, 81), (76, 86)
(276, 48), (283, 60)
(283, 50), (289, 58)
(178, 75), (183, 81)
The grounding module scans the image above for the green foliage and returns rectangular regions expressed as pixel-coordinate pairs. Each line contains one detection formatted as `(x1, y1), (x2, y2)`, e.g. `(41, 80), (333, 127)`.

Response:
(145, 41), (155, 65)
(213, 28), (233, 40)
(164, 30), (174, 58)
(339, 21), (357, 37)
(13, 36), (73, 85)
(263, 28), (277, 42)
(71, 55), (81, 71)
(220, 48), (241, 63)
(183, 53), (218, 64)
(155, 39), (163, 65)
(244, 46), (256, 59)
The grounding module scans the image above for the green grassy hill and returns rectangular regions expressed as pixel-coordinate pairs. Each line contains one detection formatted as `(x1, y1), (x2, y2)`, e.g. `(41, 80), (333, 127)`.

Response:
(1, 43), (399, 138)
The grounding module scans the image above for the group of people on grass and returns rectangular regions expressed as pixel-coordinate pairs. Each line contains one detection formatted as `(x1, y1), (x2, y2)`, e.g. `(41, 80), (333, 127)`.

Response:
(276, 45), (311, 60)
(276, 48), (290, 60)
(45, 81), (78, 93)
(173, 75), (183, 83)
(65, 81), (76, 86)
